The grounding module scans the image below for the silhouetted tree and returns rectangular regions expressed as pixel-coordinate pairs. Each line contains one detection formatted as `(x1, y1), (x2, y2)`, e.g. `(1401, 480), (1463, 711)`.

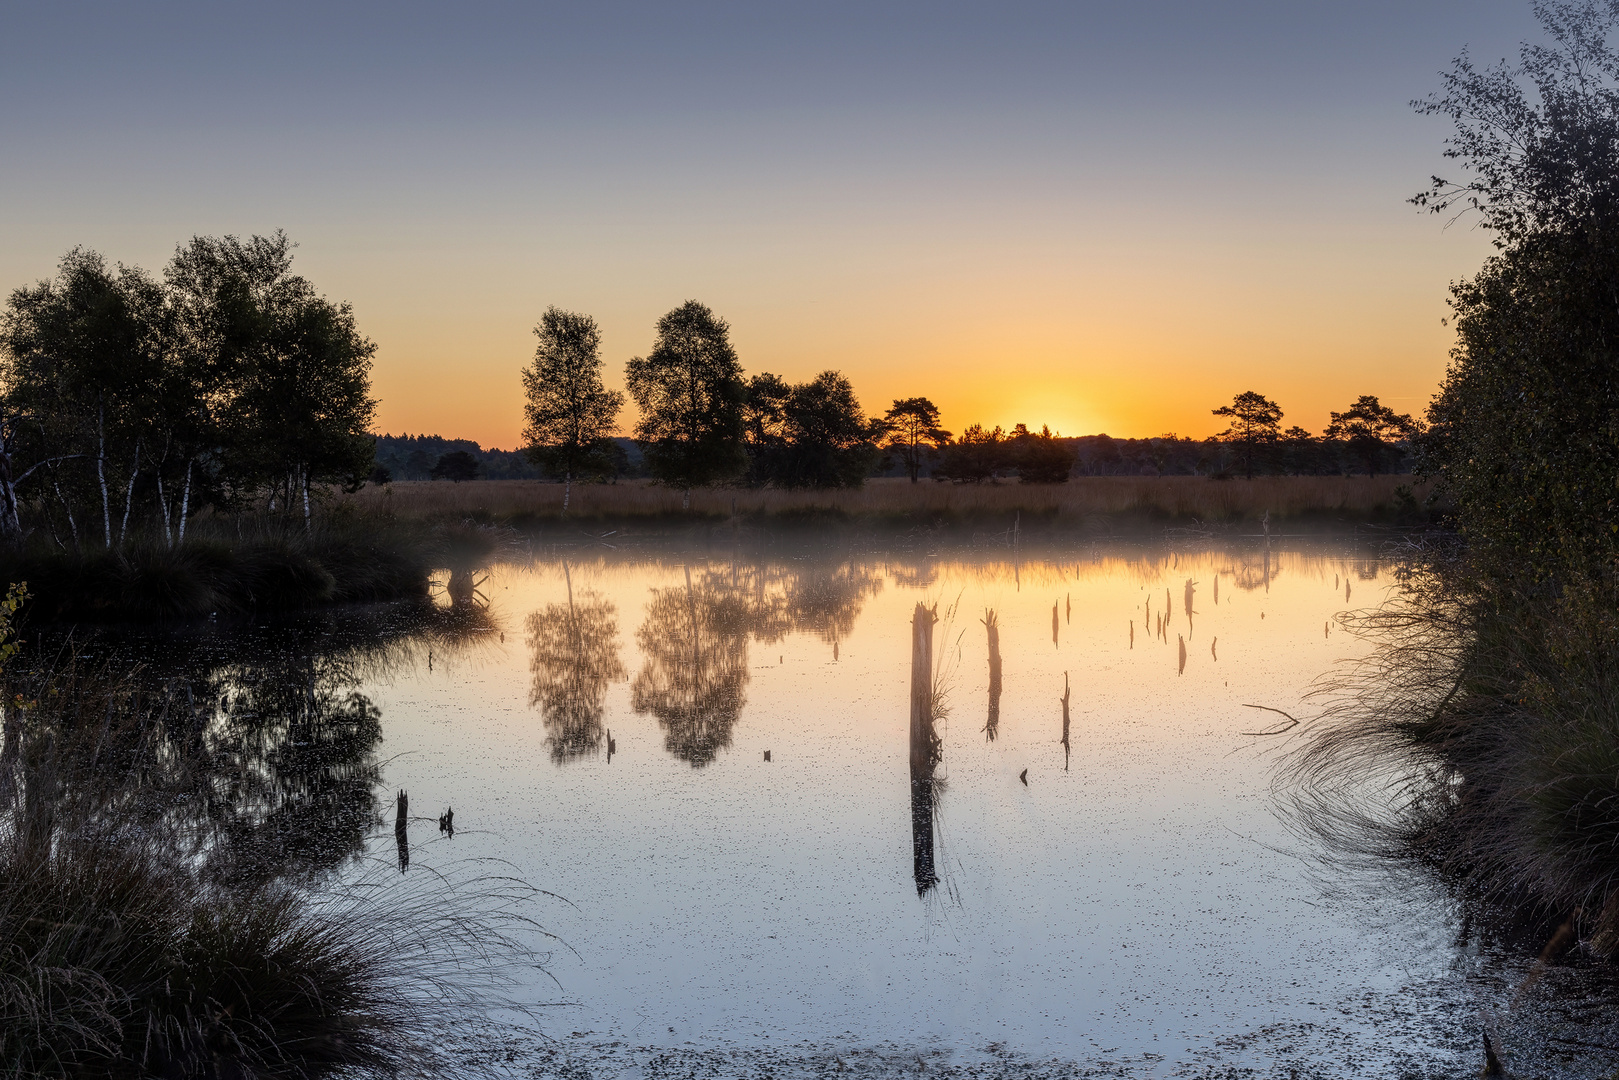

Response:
(881, 398), (950, 483)
(522, 307), (623, 514)
(0, 233), (380, 543)
(1009, 424), (1073, 484)
(1211, 391), (1283, 478)
(747, 371), (879, 488)
(1083, 433), (1123, 476)
(1326, 395), (1415, 476)
(933, 423), (1008, 482)
(741, 372), (794, 486)
(1279, 425), (1325, 475)
(0, 249), (169, 547)
(177, 233), (377, 527)
(625, 301), (747, 509)
(1416, 0), (1619, 570)
(430, 450), (480, 482)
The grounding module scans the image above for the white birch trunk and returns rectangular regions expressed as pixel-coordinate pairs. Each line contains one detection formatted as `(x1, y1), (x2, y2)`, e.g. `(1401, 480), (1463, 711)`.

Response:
(177, 459), (192, 543)
(156, 471), (172, 548)
(118, 440), (140, 546)
(0, 425), (20, 543)
(0, 475), (18, 544)
(97, 405), (111, 548)
(52, 475), (77, 546)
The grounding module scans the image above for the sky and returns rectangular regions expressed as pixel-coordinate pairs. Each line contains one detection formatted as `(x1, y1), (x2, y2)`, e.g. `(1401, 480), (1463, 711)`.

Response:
(0, 1), (1542, 448)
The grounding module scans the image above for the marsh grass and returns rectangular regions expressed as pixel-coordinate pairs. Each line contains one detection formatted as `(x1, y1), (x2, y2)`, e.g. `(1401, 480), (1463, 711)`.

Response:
(1, 513), (449, 621)
(344, 475), (1437, 526)
(1287, 546), (1619, 953)
(0, 656), (552, 1079)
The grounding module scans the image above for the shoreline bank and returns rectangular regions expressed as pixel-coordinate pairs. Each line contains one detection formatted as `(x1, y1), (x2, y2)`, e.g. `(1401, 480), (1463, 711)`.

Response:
(344, 474), (1442, 527)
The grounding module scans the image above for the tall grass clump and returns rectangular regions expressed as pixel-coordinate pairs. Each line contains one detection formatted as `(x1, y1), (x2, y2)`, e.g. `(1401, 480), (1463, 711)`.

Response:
(0, 601), (550, 1077)
(1289, 549), (1619, 951)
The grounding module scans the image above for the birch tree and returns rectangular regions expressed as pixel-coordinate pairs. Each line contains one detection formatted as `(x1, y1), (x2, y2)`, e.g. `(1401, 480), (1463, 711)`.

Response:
(521, 307), (623, 514)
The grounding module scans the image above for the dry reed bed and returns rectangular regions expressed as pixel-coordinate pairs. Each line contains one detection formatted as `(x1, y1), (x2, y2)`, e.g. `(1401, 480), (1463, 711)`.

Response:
(346, 475), (1434, 521)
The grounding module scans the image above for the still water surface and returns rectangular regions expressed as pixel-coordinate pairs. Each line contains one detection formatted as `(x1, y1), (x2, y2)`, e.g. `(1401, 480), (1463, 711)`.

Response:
(363, 541), (1475, 1074)
(86, 538), (1617, 1075)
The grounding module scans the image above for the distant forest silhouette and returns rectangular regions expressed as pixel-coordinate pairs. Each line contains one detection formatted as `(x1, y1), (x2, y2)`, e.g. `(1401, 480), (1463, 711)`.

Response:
(378, 426), (1418, 486)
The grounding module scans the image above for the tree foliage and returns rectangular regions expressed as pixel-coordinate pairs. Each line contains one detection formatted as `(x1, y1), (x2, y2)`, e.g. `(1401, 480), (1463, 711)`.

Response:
(1413, 0), (1619, 244)
(1417, 0), (1619, 571)
(0, 233), (376, 544)
(1008, 424), (1075, 484)
(1211, 391), (1283, 479)
(1325, 395), (1416, 477)
(933, 423), (1008, 482)
(527, 582), (625, 763)
(624, 301), (747, 500)
(521, 308), (623, 506)
(881, 398), (950, 483)
(742, 371), (880, 488)
(429, 451), (480, 482)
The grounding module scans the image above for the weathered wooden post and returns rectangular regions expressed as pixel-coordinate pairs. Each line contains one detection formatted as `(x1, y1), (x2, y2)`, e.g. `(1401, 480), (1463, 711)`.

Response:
(909, 601), (939, 896)
(909, 602), (935, 778)
(983, 609), (1002, 742)
(395, 789), (409, 872)
(1059, 672), (1071, 771)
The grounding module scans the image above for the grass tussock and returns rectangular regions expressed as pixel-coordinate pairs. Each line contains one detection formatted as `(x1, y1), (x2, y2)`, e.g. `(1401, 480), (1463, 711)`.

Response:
(1289, 549), (1619, 951)
(342, 474), (1439, 526)
(0, 655), (549, 1079)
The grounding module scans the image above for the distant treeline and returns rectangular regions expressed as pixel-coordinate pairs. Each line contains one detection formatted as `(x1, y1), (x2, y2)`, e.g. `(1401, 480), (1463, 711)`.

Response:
(372, 434), (645, 483)
(380, 424), (1416, 485)
(1062, 428), (1413, 480)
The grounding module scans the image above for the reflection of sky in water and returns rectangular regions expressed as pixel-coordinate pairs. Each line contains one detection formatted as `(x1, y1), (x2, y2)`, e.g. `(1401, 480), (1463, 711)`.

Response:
(371, 543), (1467, 1070)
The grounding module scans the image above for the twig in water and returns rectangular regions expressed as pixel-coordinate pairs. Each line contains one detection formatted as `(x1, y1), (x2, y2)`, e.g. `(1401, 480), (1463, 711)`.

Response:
(1239, 703), (1300, 735)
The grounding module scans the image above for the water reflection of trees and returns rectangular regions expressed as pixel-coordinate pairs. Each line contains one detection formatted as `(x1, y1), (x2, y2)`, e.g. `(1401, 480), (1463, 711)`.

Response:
(7, 599), (497, 888)
(774, 562), (883, 644)
(632, 567), (752, 767)
(1222, 550), (1280, 592)
(626, 559), (881, 766)
(527, 569), (625, 763)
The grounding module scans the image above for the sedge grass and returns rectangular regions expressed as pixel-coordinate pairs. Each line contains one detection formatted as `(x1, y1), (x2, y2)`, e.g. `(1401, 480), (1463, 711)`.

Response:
(1286, 547), (1619, 953)
(0, 654), (554, 1078)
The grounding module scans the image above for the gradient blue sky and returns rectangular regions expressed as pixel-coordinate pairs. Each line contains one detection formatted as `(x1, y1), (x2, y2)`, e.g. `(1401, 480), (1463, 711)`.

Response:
(1, 1), (1537, 447)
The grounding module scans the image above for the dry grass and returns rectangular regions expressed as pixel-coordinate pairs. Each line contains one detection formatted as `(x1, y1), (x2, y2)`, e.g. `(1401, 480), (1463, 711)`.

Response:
(343, 475), (1437, 523)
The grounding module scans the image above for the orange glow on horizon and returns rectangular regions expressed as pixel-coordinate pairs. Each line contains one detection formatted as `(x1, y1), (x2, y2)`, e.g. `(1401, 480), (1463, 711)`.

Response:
(359, 203), (1479, 451)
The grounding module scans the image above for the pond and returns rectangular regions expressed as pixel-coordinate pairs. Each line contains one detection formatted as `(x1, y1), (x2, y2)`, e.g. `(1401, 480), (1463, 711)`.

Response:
(55, 536), (1619, 1077)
